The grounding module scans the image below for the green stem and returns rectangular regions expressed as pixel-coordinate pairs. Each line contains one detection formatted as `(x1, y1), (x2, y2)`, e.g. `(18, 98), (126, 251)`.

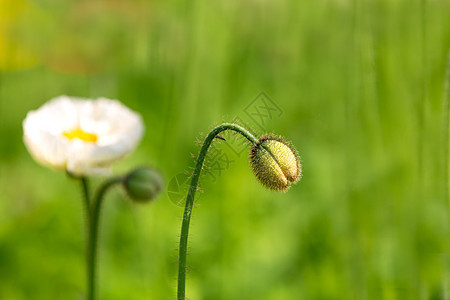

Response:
(80, 177), (91, 299)
(87, 176), (124, 300)
(177, 123), (259, 300)
(80, 177), (90, 218)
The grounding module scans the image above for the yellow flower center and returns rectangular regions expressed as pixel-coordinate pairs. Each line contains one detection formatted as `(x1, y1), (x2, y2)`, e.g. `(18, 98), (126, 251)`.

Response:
(63, 128), (98, 143)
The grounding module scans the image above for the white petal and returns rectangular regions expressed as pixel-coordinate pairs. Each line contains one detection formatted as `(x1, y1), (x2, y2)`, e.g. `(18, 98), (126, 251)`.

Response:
(23, 95), (145, 176)
(23, 114), (69, 169)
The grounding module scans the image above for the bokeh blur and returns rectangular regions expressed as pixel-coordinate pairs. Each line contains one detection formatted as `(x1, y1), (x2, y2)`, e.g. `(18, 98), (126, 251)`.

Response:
(1, 0), (449, 299)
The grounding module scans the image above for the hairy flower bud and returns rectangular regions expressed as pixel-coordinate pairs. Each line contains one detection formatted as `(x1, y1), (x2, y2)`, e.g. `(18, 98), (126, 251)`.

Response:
(123, 167), (164, 202)
(249, 135), (301, 192)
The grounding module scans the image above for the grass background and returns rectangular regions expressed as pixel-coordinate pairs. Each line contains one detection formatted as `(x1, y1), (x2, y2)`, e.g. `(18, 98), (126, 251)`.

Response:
(0, 0), (449, 299)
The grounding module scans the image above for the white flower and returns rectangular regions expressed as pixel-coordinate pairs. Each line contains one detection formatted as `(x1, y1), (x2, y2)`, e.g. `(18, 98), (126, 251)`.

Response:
(23, 95), (144, 176)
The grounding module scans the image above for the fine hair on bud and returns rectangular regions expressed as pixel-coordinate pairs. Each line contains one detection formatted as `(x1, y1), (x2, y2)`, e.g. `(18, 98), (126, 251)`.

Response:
(249, 135), (301, 192)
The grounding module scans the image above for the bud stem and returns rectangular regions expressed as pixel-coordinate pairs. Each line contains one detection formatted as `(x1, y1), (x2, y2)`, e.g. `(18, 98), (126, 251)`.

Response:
(177, 123), (258, 300)
(81, 176), (124, 300)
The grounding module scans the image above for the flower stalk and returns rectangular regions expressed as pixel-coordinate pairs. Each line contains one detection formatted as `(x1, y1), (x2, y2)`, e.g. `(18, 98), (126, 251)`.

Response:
(178, 123), (301, 300)
(79, 167), (163, 300)
(85, 176), (124, 300)
(177, 123), (258, 300)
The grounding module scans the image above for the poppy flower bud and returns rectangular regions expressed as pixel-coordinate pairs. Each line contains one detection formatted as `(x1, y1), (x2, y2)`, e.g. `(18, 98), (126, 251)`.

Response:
(123, 167), (164, 202)
(249, 135), (301, 192)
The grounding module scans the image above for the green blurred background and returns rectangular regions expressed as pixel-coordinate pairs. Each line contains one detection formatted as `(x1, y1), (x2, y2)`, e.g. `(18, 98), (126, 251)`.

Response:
(1, 0), (449, 299)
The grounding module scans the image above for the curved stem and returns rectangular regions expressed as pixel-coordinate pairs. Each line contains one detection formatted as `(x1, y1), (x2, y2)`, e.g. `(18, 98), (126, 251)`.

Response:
(87, 176), (124, 300)
(177, 123), (259, 300)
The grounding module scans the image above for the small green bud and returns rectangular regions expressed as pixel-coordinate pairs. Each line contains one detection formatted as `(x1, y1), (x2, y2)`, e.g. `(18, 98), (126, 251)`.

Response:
(249, 135), (301, 192)
(123, 167), (164, 202)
